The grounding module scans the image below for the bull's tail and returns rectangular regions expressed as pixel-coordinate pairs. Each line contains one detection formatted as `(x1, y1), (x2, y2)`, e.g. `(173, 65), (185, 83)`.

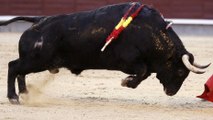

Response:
(0, 16), (44, 26)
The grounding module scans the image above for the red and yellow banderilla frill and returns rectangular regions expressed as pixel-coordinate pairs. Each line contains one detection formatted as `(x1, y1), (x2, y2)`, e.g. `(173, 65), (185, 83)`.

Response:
(101, 3), (145, 51)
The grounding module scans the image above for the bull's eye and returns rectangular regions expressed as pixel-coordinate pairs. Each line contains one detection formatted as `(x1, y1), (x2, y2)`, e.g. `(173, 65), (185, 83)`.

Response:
(177, 69), (185, 77)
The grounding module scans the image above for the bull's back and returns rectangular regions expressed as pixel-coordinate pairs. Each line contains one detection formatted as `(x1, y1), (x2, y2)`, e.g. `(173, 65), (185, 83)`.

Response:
(57, 4), (131, 63)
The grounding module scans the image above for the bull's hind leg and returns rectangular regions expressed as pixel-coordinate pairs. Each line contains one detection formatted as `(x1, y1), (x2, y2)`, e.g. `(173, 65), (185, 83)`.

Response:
(7, 59), (20, 104)
(121, 64), (150, 88)
(17, 75), (27, 94)
(8, 60), (28, 104)
(7, 58), (49, 104)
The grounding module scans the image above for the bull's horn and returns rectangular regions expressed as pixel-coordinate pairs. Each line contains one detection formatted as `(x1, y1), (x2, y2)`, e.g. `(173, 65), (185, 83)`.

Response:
(182, 54), (205, 74)
(193, 62), (211, 69)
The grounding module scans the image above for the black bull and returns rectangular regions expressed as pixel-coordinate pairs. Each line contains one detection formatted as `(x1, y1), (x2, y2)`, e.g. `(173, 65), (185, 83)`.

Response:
(0, 2), (210, 104)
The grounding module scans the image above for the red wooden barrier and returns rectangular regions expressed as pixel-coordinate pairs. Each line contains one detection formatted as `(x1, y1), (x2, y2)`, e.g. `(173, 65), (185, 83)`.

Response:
(0, 0), (212, 19)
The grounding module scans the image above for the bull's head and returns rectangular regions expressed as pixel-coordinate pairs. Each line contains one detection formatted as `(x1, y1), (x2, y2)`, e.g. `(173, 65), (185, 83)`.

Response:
(140, 5), (210, 96)
(156, 53), (210, 96)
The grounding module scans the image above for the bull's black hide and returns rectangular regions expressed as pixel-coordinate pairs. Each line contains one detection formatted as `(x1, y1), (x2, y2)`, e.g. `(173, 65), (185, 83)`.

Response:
(0, 2), (209, 104)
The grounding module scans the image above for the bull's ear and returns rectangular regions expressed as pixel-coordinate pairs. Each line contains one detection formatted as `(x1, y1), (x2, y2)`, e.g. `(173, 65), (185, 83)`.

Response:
(166, 21), (173, 29)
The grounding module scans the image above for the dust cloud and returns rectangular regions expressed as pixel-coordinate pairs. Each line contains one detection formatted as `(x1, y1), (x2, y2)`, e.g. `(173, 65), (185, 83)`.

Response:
(19, 74), (57, 106)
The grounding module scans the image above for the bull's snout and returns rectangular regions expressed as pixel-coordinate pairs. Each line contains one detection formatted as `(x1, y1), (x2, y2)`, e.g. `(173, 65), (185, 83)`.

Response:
(164, 87), (178, 96)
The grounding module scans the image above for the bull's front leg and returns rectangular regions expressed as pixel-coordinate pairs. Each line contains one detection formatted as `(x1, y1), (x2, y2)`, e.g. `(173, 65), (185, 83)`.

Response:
(121, 64), (150, 89)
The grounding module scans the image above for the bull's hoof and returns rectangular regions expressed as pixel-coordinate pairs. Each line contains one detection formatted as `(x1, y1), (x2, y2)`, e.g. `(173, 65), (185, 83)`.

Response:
(19, 89), (28, 95)
(121, 79), (128, 87)
(9, 98), (20, 105)
(8, 94), (20, 104)
(121, 76), (139, 89)
(49, 69), (59, 74)
(121, 76), (134, 87)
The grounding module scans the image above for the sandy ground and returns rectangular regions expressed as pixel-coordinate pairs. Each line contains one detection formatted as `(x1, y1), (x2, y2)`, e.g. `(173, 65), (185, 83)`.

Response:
(0, 33), (212, 120)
